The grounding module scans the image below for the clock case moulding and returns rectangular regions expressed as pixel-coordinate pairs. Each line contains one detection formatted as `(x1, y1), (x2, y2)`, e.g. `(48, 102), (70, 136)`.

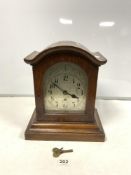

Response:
(24, 41), (107, 142)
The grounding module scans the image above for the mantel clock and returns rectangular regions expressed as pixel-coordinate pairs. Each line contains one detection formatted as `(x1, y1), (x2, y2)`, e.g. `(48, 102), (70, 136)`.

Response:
(24, 41), (107, 141)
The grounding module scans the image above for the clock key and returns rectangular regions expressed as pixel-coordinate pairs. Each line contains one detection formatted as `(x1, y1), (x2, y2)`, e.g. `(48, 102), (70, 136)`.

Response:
(61, 148), (73, 154)
(52, 147), (73, 158)
(52, 147), (63, 157)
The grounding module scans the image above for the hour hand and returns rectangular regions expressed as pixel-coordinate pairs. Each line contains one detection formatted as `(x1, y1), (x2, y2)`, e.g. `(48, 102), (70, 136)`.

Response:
(63, 91), (79, 99)
(52, 82), (79, 99)
(71, 94), (79, 99)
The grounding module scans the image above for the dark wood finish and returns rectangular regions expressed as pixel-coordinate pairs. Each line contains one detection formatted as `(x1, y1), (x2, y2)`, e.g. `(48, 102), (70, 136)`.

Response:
(24, 41), (107, 66)
(25, 108), (105, 142)
(24, 41), (107, 142)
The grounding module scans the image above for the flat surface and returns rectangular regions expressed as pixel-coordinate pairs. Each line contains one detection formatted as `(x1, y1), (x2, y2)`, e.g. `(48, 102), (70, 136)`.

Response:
(0, 97), (131, 175)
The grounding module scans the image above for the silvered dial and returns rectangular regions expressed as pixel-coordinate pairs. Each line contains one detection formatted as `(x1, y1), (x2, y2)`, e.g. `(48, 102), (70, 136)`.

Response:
(44, 62), (88, 113)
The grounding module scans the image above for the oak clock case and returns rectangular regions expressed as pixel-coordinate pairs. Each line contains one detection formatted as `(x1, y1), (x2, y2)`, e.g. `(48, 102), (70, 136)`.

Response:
(24, 41), (107, 142)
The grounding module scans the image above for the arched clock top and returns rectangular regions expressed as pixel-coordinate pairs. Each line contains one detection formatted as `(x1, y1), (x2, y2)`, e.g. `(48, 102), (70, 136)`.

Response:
(24, 41), (107, 66)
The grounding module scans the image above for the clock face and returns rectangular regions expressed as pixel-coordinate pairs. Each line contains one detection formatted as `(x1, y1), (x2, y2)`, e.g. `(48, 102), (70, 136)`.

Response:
(44, 62), (88, 113)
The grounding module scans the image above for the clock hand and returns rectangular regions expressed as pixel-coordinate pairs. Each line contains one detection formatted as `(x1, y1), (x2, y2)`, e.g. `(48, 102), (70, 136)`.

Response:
(63, 90), (79, 99)
(52, 82), (79, 99)
(52, 82), (64, 92)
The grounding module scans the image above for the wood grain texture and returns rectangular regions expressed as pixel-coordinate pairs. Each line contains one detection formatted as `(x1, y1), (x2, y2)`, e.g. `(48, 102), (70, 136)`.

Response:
(25, 109), (105, 142)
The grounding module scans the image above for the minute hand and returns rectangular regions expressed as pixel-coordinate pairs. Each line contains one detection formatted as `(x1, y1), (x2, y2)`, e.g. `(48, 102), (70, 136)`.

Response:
(52, 82), (79, 99)
(52, 82), (65, 92)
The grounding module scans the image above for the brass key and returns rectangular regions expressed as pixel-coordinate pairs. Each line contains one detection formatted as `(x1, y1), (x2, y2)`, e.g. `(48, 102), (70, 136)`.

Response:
(52, 147), (73, 158)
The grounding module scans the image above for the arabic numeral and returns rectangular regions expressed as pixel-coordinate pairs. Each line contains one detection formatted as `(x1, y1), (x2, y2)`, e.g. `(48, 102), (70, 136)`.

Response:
(77, 83), (80, 89)
(54, 78), (58, 83)
(50, 84), (55, 89)
(63, 75), (68, 81)
(55, 101), (58, 107)
(72, 102), (75, 107)
(48, 90), (52, 94)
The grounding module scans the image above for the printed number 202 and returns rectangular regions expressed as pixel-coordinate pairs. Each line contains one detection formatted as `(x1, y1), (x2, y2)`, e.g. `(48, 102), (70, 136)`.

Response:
(59, 160), (68, 164)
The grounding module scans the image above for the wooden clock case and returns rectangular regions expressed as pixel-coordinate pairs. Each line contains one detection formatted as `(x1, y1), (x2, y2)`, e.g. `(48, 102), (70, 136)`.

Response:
(24, 41), (107, 142)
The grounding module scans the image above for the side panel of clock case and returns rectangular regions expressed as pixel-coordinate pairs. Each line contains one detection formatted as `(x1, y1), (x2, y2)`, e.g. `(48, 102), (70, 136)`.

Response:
(33, 52), (98, 122)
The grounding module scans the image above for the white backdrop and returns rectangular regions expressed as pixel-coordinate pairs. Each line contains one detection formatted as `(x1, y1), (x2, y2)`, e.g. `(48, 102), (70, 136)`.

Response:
(0, 0), (131, 98)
